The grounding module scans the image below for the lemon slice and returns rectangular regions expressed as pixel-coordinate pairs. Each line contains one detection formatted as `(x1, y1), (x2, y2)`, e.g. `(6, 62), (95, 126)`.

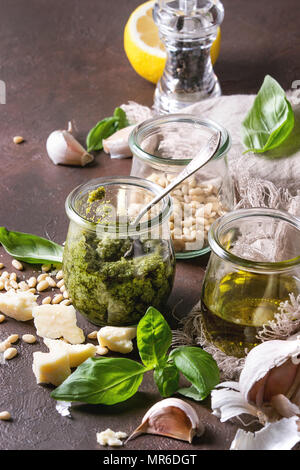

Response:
(124, 0), (221, 84)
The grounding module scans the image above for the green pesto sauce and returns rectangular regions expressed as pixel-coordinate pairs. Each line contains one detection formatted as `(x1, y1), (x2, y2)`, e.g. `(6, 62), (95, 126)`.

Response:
(63, 233), (175, 326)
(87, 186), (106, 204)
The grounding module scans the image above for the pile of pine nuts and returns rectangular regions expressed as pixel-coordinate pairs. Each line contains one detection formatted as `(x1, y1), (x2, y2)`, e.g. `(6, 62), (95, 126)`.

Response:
(0, 261), (71, 306)
(147, 172), (226, 252)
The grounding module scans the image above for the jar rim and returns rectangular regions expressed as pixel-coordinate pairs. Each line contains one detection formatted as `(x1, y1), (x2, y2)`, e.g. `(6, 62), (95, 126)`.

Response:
(209, 208), (300, 272)
(65, 176), (173, 234)
(128, 114), (231, 167)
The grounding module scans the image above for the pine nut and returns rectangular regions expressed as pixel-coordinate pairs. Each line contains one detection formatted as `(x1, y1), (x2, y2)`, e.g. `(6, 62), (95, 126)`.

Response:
(13, 136), (24, 144)
(0, 281), (4, 290)
(4, 347), (18, 360)
(4, 280), (12, 291)
(0, 341), (10, 352)
(60, 285), (66, 293)
(96, 346), (108, 356)
(56, 270), (64, 280)
(0, 411), (11, 421)
(0, 263), (4, 269)
(12, 259), (23, 271)
(60, 299), (71, 306)
(56, 279), (64, 288)
(0, 314), (5, 323)
(28, 288), (36, 294)
(18, 281), (29, 291)
(52, 294), (63, 304)
(9, 273), (17, 281)
(1, 271), (9, 280)
(6, 334), (19, 344)
(27, 277), (37, 288)
(63, 290), (69, 299)
(37, 273), (47, 282)
(22, 334), (36, 344)
(37, 280), (49, 292)
(46, 277), (56, 288)
(9, 280), (18, 290)
(87, 331), (98, 340)
(42, 296), (51, 304)
(42, 265), (51, 272)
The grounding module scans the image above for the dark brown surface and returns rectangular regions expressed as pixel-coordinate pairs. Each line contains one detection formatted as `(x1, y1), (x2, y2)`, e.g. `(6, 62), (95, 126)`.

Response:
(0, 0), (299, 451)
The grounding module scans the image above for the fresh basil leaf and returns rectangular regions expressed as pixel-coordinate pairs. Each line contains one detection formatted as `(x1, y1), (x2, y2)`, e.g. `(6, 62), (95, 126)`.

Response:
(0, 227), (63, 265)
(114, 107), (129, 130)
(154, 362), (179, 398)
(177, 385), (205, 401)
(170, 346), (219, 401)
(86, 117), (117, 152)
(51, 357), (148, 405)
(242, 75), (295, 153)
(137, 306), (172, 368)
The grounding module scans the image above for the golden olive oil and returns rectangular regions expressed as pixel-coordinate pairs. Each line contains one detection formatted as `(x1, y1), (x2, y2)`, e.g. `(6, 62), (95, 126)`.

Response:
(201, 271), (298, 357)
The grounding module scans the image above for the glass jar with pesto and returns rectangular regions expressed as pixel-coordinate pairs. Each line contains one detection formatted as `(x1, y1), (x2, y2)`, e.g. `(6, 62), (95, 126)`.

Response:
(63, 176), (175, 326)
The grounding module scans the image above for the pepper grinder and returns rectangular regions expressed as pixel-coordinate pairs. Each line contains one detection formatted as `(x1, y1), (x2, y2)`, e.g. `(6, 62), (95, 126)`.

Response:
(153, 0), (224, 114)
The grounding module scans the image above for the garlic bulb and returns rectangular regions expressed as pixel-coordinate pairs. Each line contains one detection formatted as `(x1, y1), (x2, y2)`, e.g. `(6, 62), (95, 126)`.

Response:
(102, 125), (135, 159)
(211, 337), (300, 450)
(127, 398), (204, 443)
(46, 122), (94, 167)
(212, 337), (300, 424)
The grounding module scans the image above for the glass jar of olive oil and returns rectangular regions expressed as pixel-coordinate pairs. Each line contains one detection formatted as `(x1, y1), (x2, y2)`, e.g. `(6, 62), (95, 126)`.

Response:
(201, 208), (300, 357)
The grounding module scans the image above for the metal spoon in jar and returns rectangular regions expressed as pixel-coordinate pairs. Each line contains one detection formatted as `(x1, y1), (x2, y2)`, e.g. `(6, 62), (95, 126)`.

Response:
(131, 130), (221, 228)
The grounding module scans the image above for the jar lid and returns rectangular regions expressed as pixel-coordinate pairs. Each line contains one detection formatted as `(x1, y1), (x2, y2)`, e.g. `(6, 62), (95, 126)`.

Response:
(153, 0), (224, 39)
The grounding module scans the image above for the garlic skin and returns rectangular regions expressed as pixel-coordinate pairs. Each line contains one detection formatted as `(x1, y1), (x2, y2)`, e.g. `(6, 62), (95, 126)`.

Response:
(46, 122), (94, 167)
(127, 398), (204, 443)
(230, 416), (300, 450)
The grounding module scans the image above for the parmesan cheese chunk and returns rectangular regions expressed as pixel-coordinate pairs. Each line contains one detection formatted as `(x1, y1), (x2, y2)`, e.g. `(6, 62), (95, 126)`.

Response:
(32, 350), (71, 386)
(44, 338), (96, 367)
(97, 326), (137, 354)
(96, 428), (128, 447)
(33, 304), (85, 344)
(0, 291), (38, 321)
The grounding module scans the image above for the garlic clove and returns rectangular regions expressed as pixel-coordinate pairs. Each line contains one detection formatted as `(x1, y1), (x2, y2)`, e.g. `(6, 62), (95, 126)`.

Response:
(46, 123), (94, 167)
(271, 394), (300, 418)
(239, 338), (300, 405)
(102, 125), (135, 159)
(126, 398), (204, 444)
(211, 338), (300, 425)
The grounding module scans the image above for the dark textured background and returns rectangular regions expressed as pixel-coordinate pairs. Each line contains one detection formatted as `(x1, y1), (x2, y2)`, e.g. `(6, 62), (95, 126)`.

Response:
(0, 0), (299, 451)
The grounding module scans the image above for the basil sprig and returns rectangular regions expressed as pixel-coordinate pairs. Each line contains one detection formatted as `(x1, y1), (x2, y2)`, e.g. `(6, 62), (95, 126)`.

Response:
(51, 307), (219, 405)
(242, 75), (295, 154)
(86, 107), (129, 152)
(0, 227), (63, 265)
(170, 346), (220, 401)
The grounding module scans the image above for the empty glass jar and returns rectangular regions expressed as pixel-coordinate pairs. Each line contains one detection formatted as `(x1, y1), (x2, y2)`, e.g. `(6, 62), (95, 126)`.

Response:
(201, 208), (300, 357)
(129, 114), (233, 259)
(63, 176), (175, 326)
